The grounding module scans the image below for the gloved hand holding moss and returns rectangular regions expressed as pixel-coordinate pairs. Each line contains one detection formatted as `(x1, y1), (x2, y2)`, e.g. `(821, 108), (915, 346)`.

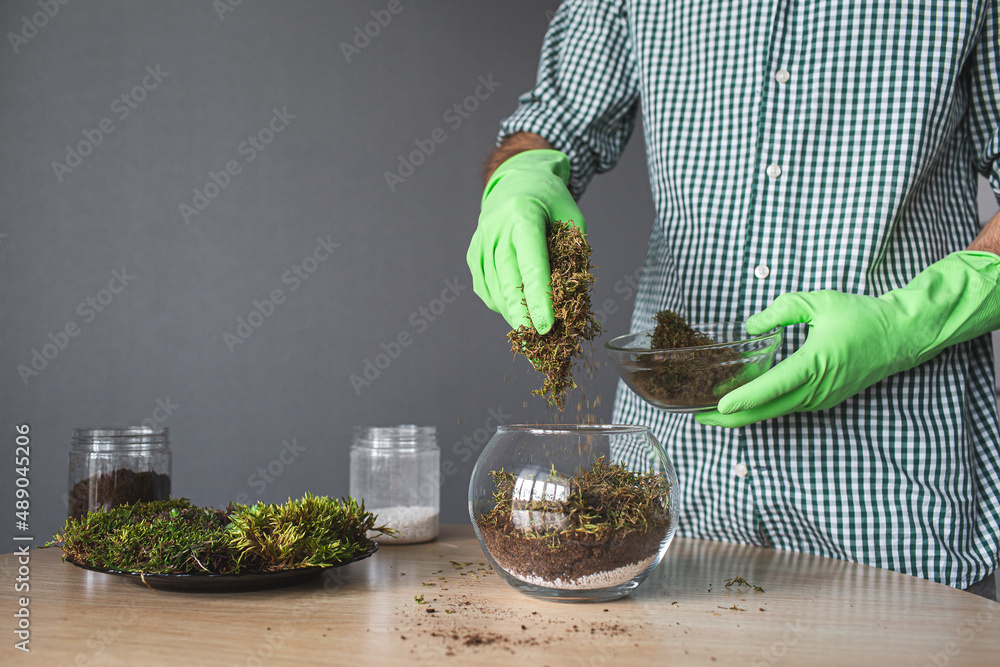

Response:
(697, 251), (1000, 427)
(466, 149), (585, 334)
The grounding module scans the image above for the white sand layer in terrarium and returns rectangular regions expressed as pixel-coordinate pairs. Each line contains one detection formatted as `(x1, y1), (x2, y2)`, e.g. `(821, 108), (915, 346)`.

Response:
(506, 553), (659, 590)
(368, 506), (438, 544)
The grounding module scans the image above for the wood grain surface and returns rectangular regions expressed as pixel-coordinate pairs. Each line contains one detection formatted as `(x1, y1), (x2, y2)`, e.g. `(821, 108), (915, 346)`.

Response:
(2, 525), (998, 665)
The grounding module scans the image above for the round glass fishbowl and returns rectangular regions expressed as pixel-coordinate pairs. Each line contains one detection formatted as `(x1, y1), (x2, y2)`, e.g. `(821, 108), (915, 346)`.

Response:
(469, 425), (679, 603)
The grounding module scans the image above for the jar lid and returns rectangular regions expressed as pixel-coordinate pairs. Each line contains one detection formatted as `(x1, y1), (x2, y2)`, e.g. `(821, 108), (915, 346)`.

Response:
(71, 426), (169, 451)
(353, 425), (436, 449)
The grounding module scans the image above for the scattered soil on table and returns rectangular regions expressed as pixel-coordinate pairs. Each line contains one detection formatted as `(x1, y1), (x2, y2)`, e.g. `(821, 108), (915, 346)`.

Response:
(68, 468), (170, 519)
(398, 557), (645, 657)
(432, 630), (509, 648)
(632, 309), (741, 406)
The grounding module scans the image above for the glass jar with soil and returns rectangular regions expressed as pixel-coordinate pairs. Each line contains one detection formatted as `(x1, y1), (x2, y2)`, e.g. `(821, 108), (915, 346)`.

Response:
(68, 427), (171, 520)
(350, 425), (439, 545)
(469, 425), (679, 602)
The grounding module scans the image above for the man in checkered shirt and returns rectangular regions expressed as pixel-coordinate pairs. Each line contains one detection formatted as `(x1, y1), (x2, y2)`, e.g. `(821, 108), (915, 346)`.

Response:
(467, 1), (1000, 600)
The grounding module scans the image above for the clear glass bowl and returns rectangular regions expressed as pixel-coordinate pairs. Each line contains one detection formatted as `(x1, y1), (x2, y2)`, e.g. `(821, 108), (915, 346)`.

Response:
(605, 322), (782, 413)
(469, 425), (679, 603)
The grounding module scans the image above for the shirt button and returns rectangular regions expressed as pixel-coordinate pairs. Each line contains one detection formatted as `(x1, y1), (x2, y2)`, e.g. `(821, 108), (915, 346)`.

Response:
(775, 69), (791, 84)
(754, 264), (770, 279)
(766, 164), (782, 179)
(735, 463), (749, 478)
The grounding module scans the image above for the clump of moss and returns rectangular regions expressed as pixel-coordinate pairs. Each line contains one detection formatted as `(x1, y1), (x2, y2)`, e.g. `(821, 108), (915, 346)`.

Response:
(482, 456), (671, 544)
(45, 494), (391, 575)
(476, 457), (672, 583)
(651, 310), (713, 349)
(635, 308), (740, 406)
(228, 494), (385, 571)
(508, 220), (601, 411)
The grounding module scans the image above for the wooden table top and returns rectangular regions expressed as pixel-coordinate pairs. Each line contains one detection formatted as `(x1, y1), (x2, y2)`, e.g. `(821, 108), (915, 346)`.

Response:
(3, 525), (998, 665)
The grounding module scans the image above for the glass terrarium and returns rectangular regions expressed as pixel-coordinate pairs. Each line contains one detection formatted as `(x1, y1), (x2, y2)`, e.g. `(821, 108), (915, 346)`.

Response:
(469, 425), (679, 603)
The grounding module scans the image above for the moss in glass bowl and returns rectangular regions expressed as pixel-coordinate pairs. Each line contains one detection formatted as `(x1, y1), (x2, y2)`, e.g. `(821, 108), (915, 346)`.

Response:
(605, 310), (782, 412)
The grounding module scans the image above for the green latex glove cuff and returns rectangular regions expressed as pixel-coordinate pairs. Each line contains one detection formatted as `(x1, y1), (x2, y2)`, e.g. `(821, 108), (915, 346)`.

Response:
(696, 250), (1000, 428)
(881, 251), (1000, 365)
(467, 149), (585, 334)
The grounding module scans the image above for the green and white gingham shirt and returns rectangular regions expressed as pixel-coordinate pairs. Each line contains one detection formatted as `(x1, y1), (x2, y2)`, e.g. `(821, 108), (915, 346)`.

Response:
(500, 0), (1000, 588)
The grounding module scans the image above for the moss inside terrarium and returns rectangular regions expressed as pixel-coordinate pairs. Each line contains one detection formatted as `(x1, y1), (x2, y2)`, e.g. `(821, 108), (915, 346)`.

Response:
(476, 456), (671, 585)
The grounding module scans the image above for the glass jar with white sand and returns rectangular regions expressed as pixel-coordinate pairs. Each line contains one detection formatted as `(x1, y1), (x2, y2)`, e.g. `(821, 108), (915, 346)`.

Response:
(350, 425), (439, 544)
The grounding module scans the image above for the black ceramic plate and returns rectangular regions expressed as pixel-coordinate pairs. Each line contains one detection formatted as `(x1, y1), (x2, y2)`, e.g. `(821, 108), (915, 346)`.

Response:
(65, 544), (377, 592)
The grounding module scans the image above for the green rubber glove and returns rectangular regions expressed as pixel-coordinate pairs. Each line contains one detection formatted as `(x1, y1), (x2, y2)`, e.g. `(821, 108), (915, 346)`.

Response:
(467, 149), (585, 334)
(696, 251), (1000, 428)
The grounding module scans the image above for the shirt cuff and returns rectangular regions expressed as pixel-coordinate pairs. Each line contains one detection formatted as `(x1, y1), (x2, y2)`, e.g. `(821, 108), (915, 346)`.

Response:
(498, 101), (598, 199)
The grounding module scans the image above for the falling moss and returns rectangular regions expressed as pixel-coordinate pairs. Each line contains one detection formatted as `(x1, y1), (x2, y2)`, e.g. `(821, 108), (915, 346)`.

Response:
(508, 220), (601, 411)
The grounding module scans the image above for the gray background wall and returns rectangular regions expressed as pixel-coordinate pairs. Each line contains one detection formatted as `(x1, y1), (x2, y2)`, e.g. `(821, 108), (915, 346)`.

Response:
(1, 1), (998, 552)
(0, 0), (654, 542)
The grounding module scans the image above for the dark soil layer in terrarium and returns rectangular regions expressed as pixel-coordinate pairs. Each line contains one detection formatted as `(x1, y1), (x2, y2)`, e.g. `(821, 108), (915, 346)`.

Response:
(477, 517), (668, 583)
(68, 468), (171, 520)
(635, 309), (740, 406)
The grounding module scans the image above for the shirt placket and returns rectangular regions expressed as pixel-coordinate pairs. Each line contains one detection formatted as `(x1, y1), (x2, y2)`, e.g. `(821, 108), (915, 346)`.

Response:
(737, 0), (795, 549)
